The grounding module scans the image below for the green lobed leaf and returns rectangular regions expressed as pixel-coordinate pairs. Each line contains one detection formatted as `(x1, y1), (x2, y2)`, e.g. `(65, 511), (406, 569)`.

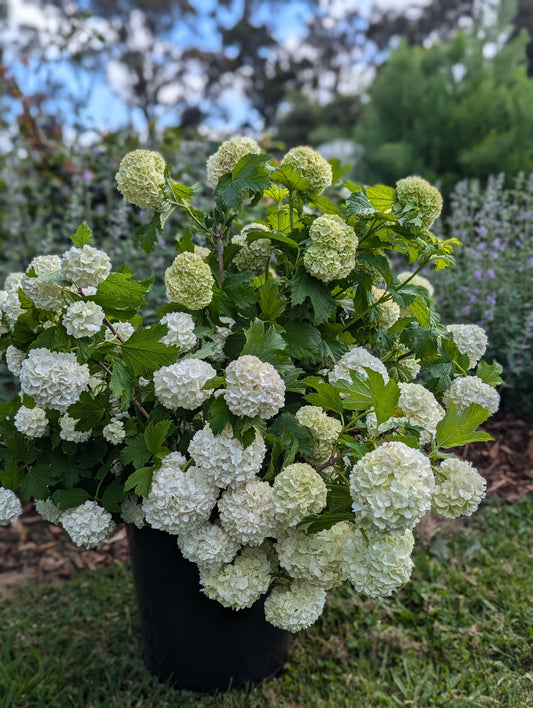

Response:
(0, 460), (23, 490)
(270, 164), (312, 192)
(308, 195), (341, 215)
(120, 433), (152, 469)
(70, 222), (93, 248)
(290, 267), (337, 327)
(109, 358), (135, 409)
(366, 184), (397, 212)
(476, 360), (504, 387)
(240, 319), (287, 363)
(436, 402), (493, 449)
(300, 513), (354, 534)
(89, 272), (149, 318)
(283, 321), (323, 362)
(258, 280), (287, 322)
(216, 154), (271, 209)
(365, 367), (400, 427)
(144, 420), (172, 456)
(346, 191), (376, 216)
(68, 392), (107, 432)
(101, 478), (125, 513)
(304, 377), (344, 416)
(121, 325), (180, 377)
(52, 488), (91, 510)
(123, 467), (153, 497)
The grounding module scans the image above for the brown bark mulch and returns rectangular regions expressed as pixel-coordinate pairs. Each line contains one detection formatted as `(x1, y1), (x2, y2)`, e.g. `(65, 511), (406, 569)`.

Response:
(1, 412), (531, 592)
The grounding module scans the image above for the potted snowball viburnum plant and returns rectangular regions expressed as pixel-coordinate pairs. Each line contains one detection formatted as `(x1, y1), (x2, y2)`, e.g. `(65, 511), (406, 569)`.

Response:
(0, 138), (502, 691)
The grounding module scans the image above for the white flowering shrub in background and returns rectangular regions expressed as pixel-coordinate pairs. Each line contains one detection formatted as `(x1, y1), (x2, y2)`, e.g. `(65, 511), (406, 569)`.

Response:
(0, 138), (503, 633)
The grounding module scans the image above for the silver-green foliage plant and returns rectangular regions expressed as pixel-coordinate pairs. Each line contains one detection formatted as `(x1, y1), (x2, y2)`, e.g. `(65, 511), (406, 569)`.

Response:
(0, 140), (503, 632)
(434, 171), (532, 414)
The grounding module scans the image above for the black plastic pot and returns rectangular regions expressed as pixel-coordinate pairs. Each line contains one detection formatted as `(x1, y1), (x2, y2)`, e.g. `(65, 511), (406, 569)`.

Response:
(127, 524), (291, 692)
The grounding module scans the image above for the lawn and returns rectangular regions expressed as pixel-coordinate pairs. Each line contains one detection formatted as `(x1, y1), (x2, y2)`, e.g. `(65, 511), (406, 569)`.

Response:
(1, 496), (532, 708)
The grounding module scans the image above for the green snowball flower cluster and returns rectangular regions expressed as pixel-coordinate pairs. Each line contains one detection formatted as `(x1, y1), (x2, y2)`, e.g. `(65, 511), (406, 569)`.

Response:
(303, 214), (358, 283)
(231, 223), (271, 275)
(164, 252), (215, 309)
(395, 176), (443, 229)
(206, 137), (261, 187)
(281, 146), (332, 194)
(115, 149), (166, 209)
(295, 405), (342, 465)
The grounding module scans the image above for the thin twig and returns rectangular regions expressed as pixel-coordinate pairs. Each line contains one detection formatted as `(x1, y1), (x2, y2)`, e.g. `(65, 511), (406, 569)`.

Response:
(316, 452), (348, 473)
(212, 209), (225, 284)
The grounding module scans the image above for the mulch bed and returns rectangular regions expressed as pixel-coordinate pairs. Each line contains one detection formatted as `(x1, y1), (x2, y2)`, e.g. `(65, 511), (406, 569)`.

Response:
(1, 412), (531, 592)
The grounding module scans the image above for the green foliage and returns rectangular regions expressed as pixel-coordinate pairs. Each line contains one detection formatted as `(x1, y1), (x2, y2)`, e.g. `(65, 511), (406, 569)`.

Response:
(355, 18), (533, 192)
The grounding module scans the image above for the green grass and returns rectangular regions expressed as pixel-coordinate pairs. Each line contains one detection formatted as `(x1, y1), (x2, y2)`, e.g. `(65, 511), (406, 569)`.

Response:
(1, 497), (532, 707)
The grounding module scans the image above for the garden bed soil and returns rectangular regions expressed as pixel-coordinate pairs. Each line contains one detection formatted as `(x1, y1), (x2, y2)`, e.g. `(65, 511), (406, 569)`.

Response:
(0, 412), (531, 593)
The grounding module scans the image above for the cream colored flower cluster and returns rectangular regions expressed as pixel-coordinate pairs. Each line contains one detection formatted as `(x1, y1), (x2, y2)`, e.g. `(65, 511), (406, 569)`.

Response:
(396, 175), (443, 228)
(342, 527), (415, 598)
(272, 462), (327, 527)
(60, 500), (115, 548)
(21, 255), (67, 311)
(329, 345), (389, 385)
(142, 452), (218, 534)
(432, 458), (486, 518)
(295, 405), (342, 465)
(264, 580), (326, 632)
(19, 348), (90, 411)
(0, 486), (22, 525)
(59, 413), (92, 442)
(62, 301), (105, 339)
(206, 137), (261, 187)
(199, 546), (273, 609)
(14, 404), (49, 438)
(446, 324), (488, 368)
(188, 424), (266, 488)
(115, 149), (166, 209)
(349, 441), (435, 535)
(281, 146), (332, 194)
(443, 375), (500, 414)
(231, 223), (271, 275)
(178, 521), (241, 570)
(61, 245), (111, 289)
(164, 252), (214, 309)
(224, 355), (285, 419)
(398, 382), (445, 440)
(218, 478), (278, 546)
(304, 214), (358, 283)
(160, 312), (197, 351)
(153, 358), (216, 410)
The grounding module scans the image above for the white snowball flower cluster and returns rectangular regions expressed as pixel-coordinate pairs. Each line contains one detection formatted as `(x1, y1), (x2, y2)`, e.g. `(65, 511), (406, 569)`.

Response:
(432, 458), (486, 518)
(446, 324), (488, 369)
(206, 137), (261, 187)
(188, 424), (266, 487)
(329, 346), (389, 386)
(62, 300), (105, 338)
(153, 358), (216, 410)
(0, 486), (22, 525)
(142, 453), (218, 534)
(178, 520), (241, 570)
(275, 522), (352, 589)
(5, 345), (26, 376)
(19, 348), (90, 411)
(398, 382), (445, 439)
(218, 478), (278, 546)
(0, 290), (9, 334)
(272, 463), (327, 527)
(443, 376), (500, 414)
(21, 255), (66, 311)
(264, 580), (327, 632)
(120, 494), (145, 528)
(160, 311), (197, 351)
(59, 413), (92, 442)
(1, 288), (24, 328)
(402, 357), (421, 380)
(61, 245), (111, 289)
(200, 546), (272, 610)
(102, 419), (126, 444)
(60, 500), (115, 548)
(224, 355), (285, 419)
(295, 405), (342, 464)
(14, 405), (49, 438)
(397, 271), (434, 297)
(35, 497), (62, 524)
(104, 321), (135, 343)
(342, 528), (415, 598)
(371, 287), (401, 330)
(350, 442), (435, 535)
